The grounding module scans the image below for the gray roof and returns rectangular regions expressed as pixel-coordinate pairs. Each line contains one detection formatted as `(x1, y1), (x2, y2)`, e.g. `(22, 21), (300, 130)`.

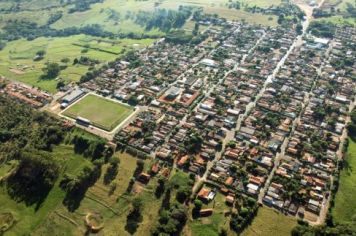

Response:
(62, 88), (84, 103)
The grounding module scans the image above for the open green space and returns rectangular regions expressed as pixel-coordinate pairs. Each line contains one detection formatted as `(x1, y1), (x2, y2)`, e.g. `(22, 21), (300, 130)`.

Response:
(313, 15), (356, 25)
(332, 138), (356, 223)
(187, 191), (231, 236)
(313, 0), (356, 26)
(0, 142), (161, 235)
(0, 145), (91, 236)
(63, 94), (134, 131)
(203, 7), (278, 26)
(0, 35), (154, 93)
(0, 0), (281, 34)
(241, 207), (297, 236)
(63, 0), (278, 28)
(34, 151), (161, 236)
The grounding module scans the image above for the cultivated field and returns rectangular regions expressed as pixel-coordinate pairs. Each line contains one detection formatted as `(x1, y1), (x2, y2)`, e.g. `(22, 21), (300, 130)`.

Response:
(0, 35), (154, 93)
(332, 139), (356, 223)
(241, 207), (297, 236)
(63, 94), (134, 131)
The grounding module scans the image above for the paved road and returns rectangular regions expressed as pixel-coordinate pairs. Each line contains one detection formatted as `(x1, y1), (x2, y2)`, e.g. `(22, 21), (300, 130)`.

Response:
(257, 0), (326, 204)
(192, 31), (269, 195)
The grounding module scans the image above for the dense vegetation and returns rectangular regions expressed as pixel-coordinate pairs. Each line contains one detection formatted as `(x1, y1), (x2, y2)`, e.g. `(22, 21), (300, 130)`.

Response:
(0, 96), (64, 159)
(152, 171), (193, 235)
(135, 6), (193, 32)
(68, 0), (103, 13)
(313, 1), (356, 19)
(230, 196), (259, 233)
(227, 0), (305, 25)
(1, 21), (115, 41)
(0, 95), (111, 212)
(308, 21), (337, 38)
(292, 219), (356, 236)
(347, 108), (356, 139)
(0, 0), (102, 13)
(0, 96), (64, 206)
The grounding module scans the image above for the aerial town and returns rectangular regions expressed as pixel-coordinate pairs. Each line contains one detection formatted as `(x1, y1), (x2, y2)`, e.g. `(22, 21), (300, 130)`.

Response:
(0, 0), (355, 235)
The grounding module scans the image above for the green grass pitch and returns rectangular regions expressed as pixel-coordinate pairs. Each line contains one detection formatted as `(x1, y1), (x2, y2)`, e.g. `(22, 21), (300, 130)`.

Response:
(63, 94), (134, 131)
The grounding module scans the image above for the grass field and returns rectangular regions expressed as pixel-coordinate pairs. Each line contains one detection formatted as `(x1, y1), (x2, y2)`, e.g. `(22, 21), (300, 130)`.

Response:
(54, 0), (279, 28)
(314, 15), (356, 25)
(34, 151), (161, 236)
(0, 145), (91, 236)
(332, 139), (356, 223)
(0, 35), (154, 93)
(186, 191), (231, 236)
(241, 207), (297, 236)
(0, 0), (282, 34)
(313, 0), (356, 26)
(1, 143), (162, 235)
(203, 7), (278, 26)
(63, 94), (134, 131)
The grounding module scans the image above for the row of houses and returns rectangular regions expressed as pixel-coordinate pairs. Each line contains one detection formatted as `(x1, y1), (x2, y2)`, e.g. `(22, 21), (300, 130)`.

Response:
(0, 81), (52, 108)
(263, 27), (355, 219)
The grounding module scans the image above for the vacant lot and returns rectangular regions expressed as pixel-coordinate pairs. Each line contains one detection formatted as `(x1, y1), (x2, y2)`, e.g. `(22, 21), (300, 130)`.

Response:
(332, 139), (356, 223)
(63, 94), (134, 131)
(241, 207), (297, 236)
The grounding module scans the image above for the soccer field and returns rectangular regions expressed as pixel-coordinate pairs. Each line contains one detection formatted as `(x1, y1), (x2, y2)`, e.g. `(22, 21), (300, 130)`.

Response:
(63, 94), (134, 131)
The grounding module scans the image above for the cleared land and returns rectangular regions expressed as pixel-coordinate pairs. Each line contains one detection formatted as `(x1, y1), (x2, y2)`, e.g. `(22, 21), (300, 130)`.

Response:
(241, 207), (297, 236)
(63, 94), (134, 131)
(332, 139), (356, 223)
(0, 35), (154, 93)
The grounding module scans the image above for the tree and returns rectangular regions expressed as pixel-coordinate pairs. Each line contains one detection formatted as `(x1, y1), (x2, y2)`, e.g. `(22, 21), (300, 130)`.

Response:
(219, 228), (228, 236)
(194, 199), (203, 210)
(36, 50), (46, 57)
(103, 156), (120, 184)
(7, 150), (59, 207)
(296, 23), (303, 35)
(41, 62), (60, 79)
(126, 197), (144, 234)
(155, 177), (166, 198)
(56, 81), (65, 89)
(128, 95), (139, 106)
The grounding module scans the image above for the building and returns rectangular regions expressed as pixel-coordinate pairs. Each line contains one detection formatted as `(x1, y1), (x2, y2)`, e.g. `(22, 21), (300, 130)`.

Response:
(61, 88), (85, 108)
(164, 86), (181, 100)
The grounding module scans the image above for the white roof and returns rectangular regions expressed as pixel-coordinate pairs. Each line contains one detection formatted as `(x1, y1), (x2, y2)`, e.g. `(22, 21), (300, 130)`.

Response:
(247, 183), (259, 191)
